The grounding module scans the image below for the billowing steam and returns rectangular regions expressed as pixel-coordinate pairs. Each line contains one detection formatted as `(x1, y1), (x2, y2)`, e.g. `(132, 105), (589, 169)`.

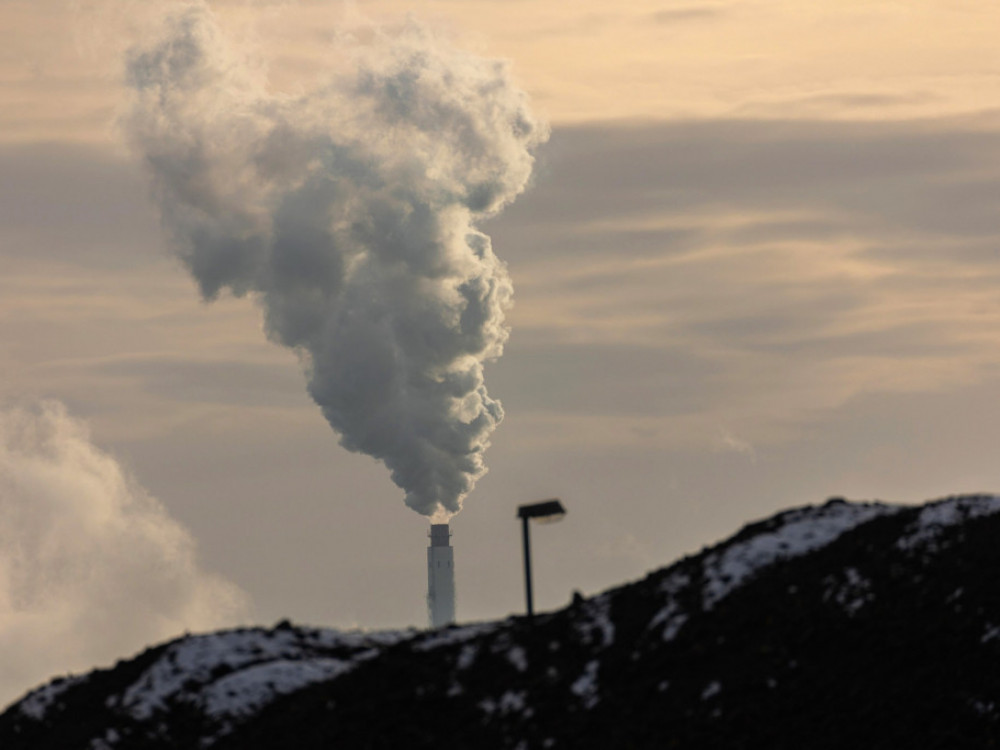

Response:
(123, 4), (547, 517)
(0, 401), (248, 706)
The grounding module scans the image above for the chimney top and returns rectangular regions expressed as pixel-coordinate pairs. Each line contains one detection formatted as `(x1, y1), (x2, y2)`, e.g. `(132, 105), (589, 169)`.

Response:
(429, 523), (451, 547)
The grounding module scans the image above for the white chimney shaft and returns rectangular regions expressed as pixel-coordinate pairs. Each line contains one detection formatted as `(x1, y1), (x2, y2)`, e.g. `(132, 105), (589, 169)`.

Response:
(427, 523), (455, 628)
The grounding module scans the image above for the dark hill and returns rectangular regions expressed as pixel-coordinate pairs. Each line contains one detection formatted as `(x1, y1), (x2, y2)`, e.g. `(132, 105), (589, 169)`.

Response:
(3, 495), (1000, 749)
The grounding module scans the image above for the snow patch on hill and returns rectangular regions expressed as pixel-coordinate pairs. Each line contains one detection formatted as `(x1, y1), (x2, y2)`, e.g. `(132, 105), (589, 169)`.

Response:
(414, 621), (500, 652)
(897, 495), (1000, 552)
(701, 500), (901, 609)
(119, 626), (405, 722)
(648, 499), (902, 642)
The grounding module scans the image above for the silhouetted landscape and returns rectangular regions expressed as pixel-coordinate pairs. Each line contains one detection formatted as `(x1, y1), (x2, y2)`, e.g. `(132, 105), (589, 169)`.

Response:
(4, 494), (999, 749)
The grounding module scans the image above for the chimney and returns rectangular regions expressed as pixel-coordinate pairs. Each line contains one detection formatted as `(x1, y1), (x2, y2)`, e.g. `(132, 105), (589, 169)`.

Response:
(427, 523), (455, 628)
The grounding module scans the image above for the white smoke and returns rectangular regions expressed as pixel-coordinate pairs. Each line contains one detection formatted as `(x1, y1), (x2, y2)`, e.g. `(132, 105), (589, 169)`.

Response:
(0, 401), (249, 708)
(123, 3), (547, 518)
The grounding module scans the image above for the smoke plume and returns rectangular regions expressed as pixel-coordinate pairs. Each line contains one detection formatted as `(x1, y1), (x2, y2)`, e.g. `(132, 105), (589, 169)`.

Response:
(0, 401), (248, 707)
(124, 4), (547, 517)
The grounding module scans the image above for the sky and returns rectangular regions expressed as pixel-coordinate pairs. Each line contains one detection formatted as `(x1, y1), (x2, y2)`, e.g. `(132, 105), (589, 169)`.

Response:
(3, 0), (1000, 705)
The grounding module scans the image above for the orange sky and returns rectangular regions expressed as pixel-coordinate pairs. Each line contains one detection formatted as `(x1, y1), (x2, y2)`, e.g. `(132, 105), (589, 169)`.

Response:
(4, 0), (1000, 143)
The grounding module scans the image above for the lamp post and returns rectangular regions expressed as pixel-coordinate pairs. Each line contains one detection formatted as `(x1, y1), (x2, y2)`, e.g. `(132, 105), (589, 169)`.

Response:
(516, 498), (567, 618)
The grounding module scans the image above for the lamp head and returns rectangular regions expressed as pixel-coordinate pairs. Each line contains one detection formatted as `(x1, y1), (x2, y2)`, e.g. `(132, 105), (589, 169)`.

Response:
(517, 498), (566, 524)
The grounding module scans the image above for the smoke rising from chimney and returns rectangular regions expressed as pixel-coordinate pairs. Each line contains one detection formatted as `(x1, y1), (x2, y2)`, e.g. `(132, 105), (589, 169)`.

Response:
(123, 4), (547, 517)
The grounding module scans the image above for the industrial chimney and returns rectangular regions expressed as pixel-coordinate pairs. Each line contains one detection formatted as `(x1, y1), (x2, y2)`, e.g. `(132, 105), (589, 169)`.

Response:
(427, 524), (455, 628)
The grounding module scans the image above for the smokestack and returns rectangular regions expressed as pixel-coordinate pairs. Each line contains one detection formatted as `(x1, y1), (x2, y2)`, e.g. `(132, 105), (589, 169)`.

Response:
(427, 524), (455, 628)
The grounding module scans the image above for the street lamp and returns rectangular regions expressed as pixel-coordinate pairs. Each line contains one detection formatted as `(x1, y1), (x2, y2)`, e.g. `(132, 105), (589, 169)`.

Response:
(517, 498), (567, 618)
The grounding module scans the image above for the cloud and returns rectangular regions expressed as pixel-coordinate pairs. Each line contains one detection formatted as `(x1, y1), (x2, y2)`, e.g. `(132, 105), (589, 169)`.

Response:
(93, 355), (307, 408)
(650, 7), (725, 24)
(6, 111), (1000, 456)
(0, 401), (249, 708)
(734, 91), (942, 119)
(507, 117), (1000, 227)
(714, 428), (756, 462)
(481, 112), (1000, 447)
(489, 340), (720, 417)
(0, 143), (161, 268)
